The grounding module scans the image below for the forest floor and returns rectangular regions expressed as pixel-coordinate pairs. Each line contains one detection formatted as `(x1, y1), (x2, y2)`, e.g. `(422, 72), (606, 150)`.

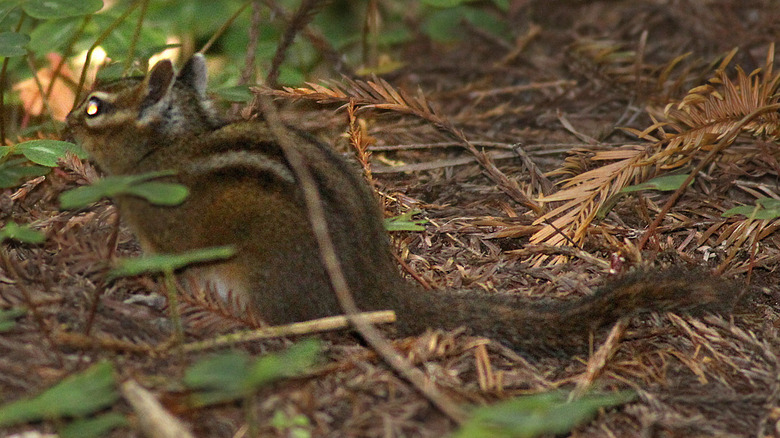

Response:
(3, 1), (780, 437)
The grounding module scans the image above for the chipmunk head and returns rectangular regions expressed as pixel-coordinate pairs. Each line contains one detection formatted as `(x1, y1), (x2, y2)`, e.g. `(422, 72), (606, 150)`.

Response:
(66, 54), (223, 175)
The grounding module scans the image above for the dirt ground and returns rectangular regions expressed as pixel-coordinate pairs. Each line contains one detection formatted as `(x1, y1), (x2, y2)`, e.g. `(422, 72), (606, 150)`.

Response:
(3, 1), (780, 437)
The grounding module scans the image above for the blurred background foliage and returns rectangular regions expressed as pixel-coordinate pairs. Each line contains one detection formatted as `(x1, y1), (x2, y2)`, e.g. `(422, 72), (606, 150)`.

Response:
(0, 0), (510, 140)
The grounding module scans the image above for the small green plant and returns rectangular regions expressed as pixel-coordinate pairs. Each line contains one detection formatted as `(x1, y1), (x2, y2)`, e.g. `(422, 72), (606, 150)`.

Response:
(0, 361), (125, 438)
(597, 173), (694, 220)
(620, 173), (693, 193)
(183, 339), (320, 407)
(383, 209), (428, 231)
(0, 31), (29, 57)
(59, 170), (189, 209)
(270, 410), (312, 438)
(0, 220), (44, 243)
(723, 197), (780, 220)
(183, 341), (319, 436)
(455, 390), (635, 438)
(108, 246), (237, 280)
(108, 246), (236, 345)
(59, 168), (232, 345)
(60, 413), (127, 438)
(420, 0), (509, 43)
(1, 139), (86, 166)
(0, 139), (86, 188)
(0, 307), (26, 332)
(13, 0), (103, 20)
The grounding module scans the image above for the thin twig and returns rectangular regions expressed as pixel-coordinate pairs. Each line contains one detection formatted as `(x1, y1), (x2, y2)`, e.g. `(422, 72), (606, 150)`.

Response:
(469, 79), (576, 100)
(181, 311), (396, 353)
(74, 1), (140, 105)
(266, 0), (326, 88)
(24, 52), (61, 137)
(369, 141), (516, 151)
(262, 0), (354, 77)
(372, 150), (518, 174)
(239, 1), (262, 85)
(45, 16), (91, 100)
(121, 380), (195, 438)
(123, 0), (149, 75)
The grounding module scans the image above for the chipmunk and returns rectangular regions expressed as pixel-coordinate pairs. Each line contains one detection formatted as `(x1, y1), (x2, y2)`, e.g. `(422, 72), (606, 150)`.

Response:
(65, 55), (734, 353)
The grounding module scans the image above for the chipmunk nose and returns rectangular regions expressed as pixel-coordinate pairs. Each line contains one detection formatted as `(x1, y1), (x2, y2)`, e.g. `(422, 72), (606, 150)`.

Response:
(64, 108), (75, 126)
(62, 126), (76, 143)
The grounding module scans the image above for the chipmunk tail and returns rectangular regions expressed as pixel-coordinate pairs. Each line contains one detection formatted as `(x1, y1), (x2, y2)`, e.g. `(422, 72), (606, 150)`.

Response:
(392, 267), (739, 355)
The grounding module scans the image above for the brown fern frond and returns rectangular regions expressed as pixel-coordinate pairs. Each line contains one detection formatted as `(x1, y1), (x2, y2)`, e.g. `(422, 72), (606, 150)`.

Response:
(178, 279), (266, 335)
(639, 63), (780, 167)
(532, 45), (780, 256)
(532, 145), (652, 250)
(55, 331), (157, 354)
(259, 78), (544, 214)
(568, 38), (709, 102)
(712, 217), (780, 274)
(346, 100), (376, 186)
(266, 76), (439, 122)
(569, 39), (644, 87)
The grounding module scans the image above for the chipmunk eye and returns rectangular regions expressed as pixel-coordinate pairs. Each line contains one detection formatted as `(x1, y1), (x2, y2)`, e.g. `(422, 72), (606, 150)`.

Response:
(85, 97), (103, 117)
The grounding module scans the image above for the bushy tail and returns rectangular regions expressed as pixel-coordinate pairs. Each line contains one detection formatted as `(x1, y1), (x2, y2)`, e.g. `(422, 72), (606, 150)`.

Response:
(391, 268), (737, 354)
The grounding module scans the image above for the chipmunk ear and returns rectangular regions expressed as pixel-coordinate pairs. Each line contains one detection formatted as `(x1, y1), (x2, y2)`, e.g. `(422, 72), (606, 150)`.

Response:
(143, 59), (174, 107)
(177, 53), (208, 97)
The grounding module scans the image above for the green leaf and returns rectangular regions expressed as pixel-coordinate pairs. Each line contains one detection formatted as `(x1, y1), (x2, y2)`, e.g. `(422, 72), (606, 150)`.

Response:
(423, 6), (508, 42)
(0, 158), (50, 188)
(455, 391), (635, 438)
(277, 65), (306, 87)
(91, 12), (166, 62)
(423, 8), (464, 42)
(0, 1), (22, 23)
(491, 0), (510, 11)
(213, 85), (253, 103)
(58, 183), (111, 209)
(723, 197), (780, 220)
(0, 221), (45, 243)
(0, 31), (29, 57)
(22, 0), (103, 19)
(28, 17), (81, 53)
(758, 198), (780, 208)
(58, 170), (187, 209)
(422, 0), (473, 7)
(0, 308), (26, 333)
(182, 351), (252, 406)
(0, 361), (118, 427)
(108, 246), (237, 279)
(384, 210), (428, 231)
(94, 62), (127, 82)
(16, 139), (87, 167)
(271, 411), (311, 438)
(184, 340), (320, 407)
(246, 339), (319, 387)
(61, 413), (127, 438)
(126, 181), (190, 206)
(621, 174), (693, 193)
